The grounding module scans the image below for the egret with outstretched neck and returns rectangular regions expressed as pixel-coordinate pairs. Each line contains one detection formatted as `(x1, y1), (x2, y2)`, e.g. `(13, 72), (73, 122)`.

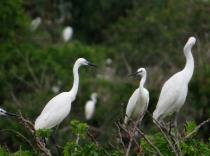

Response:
(153, 36), (196, 126)
(124, 68), (149, 125)
(35, 58), (96, 130)
(85, 93), (98, 120)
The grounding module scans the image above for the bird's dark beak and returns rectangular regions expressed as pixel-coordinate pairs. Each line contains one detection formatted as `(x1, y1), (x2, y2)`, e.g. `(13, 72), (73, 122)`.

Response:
(5, 112), (17, 117)
(128, 71), (139, 77)
(87, 62), (97, 68)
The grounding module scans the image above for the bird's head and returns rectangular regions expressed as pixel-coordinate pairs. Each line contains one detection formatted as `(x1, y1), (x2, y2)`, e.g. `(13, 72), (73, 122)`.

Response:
(0, 108), (6, 116)
(0, 108), (17, 117)
(91, 92), (98, 99)
(76, 58), (97, 67)
(129, 68), (146, 77)
(183, 36), (196, 52)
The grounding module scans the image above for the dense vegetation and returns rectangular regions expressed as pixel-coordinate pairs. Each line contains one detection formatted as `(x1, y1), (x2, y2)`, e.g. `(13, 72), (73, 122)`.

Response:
(0, 0), (209, 155)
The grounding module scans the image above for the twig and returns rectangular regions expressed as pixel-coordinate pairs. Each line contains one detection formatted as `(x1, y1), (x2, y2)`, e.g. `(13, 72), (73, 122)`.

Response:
(0, 129), (36, 154)
(87, 131), (99, 146)
(18, 112), (52, 156)
(147, 111), (178, 156)
(25, 54), (41, 89)
(184, 117), (210, 140)
(136, 129), (163, 156)
(124, 118), (141, 156)
(75, 133), (80, 145)
(115, 122), (126, 150)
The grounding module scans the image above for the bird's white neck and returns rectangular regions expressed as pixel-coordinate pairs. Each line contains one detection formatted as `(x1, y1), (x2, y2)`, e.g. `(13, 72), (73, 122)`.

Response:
(91, 96), (97, 103)
(70, 62), (80, 101)
(139, 73), (146, 91)
(182, 47), (194, 83)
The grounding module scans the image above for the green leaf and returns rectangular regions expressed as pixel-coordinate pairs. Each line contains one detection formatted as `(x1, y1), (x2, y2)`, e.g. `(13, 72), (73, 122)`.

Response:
(36, 128), (53, 138)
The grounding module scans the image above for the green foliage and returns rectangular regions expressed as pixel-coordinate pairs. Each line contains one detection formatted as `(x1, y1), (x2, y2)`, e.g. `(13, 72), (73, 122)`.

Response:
(141, 132), (172, 155)
(0, 0), (210, 155)
(64, 142), (99, 156)
(141, 130), (210, 156)
(185, 121), (197, 134)
(181, 139), (210, 156)
(0, 146), (8, 156)
(70, 120), (88, 138)
(36, 129), (53, 138)
(10, 149), (33, 156)
(0, 0), (29, 43)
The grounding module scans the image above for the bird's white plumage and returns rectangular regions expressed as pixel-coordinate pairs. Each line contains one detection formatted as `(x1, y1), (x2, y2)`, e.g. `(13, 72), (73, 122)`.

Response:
(35, 58), (93, 130)
(153, 37), (196, 122)
(62, 26), (73, 42)
(124, 68), (149, 124)
(30, 17), (42, 31)
(35, 92), (72, 129)
(85, 93), (97, 120)
(0, 108), (7, 116)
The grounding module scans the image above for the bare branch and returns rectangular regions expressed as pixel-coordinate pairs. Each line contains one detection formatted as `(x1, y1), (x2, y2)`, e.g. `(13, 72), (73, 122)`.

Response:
(184, 117), (210, 140)
(114, 122), (126, 151)
(18, 112), (52, 156)
(147, 111), (178, 156)
(136, 129), (163, 156)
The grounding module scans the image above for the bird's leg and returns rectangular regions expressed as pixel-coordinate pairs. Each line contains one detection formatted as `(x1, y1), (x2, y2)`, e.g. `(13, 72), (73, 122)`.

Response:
(50, 126), (62, 156)
(41, 137), (47, 146)
(174, 112), (182, 156)
(159, 119), (168, 133)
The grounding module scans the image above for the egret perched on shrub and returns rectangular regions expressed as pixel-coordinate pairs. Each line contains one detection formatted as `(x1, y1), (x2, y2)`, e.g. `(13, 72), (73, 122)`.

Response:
(62, 26), (73, 42)
(30, 17), (42, 31)
(85, 93), (98, 120)
(153, 37), (196, 126)
(35, 58), (96, 130)
(124, 68), (149, 125)
(0, 108), (16, 116)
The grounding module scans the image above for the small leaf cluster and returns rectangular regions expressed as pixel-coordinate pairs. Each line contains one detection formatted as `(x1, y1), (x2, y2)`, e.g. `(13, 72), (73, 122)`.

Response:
(35, 128), (53, 138)
(70, 120), (88, 138)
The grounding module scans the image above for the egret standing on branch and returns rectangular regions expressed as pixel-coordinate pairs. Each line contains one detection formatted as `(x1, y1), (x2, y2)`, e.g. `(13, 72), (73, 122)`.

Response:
(153, 36), (196, 126)
(85, 93), (98, 120)
(62, 26), (73, 42)
(124, 68), (149, 125)
(0, 108), (16, 117)
(35, 58), (96, 130)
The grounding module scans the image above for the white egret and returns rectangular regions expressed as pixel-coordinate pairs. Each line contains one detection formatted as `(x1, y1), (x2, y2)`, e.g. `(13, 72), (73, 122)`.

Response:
(124, 68), (149, 125)
(35, 58), (96, 130)
(85, 93), (98, 120)
(106, 58), (112, 66)
(0, 108), (16, 116)
(153, 36), (196, 126)
(30, 17), (42, 32)
(62, 26), (73, 42)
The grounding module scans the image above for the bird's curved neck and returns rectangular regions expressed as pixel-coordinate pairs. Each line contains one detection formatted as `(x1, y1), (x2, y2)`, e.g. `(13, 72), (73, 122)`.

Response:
(70, 62), (80, 101)
(182, 48), (194, 83)
(139, 73), (146, 91)
(91, 97), (97, 103)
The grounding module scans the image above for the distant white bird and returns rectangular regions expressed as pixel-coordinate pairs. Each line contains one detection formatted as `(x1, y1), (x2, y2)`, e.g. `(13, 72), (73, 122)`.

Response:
(0, 108), (16, 116)
(153, 37), (196, 126)
(30, 17), (42, 31)
(106, 58), (112, 66)
(51, 80), (62, 94)
(85, 93), (98, 120)
(62, 26), (73, 42)
(124, 68), (149, 125)
(35, 58), (96, 130)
